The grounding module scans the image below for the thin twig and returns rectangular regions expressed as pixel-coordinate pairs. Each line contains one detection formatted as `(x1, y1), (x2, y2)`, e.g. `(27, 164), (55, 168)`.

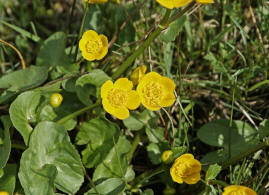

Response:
(0, 38), (26, 69)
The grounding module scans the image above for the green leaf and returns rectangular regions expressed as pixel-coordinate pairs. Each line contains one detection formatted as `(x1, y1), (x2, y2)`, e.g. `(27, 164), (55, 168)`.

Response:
(19, 121), (84, 195)
(84, 178), (125, 195)
(197, 119), (258, 148)
(142, 189), (154, 195)
(145, 127), (166, 143)
(0, 66), (48, 104)
(36, 32), (78, 75)
(161, 15), (186, 42)
(0, 116), (12, 169)
(76, 70), (110, 106)
(93, 136), (131, 183)
(172, 146), (187, 159)
(10, 91), (41, 145)
(206, 164), (222, 181)
(0, 164), (17, 195)
(258, 119), (269, 139)
(76, 117), (120, 168)
(123, 110), (158, 131)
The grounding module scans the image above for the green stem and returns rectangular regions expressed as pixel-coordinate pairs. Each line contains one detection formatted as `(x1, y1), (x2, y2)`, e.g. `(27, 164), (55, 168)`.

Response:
(127, 131), (142, 162)
(208, 179), (229, 187)
(221, 140), (269, 168)
(74, 3), (89, 62)
(57, 101), (100, 124)
(111, 9), (172, 79)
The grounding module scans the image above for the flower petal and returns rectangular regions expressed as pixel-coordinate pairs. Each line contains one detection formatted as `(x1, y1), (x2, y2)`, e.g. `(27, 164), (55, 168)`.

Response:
(159, 92), (175, 108)
(102, 98), (114, 115)
(126, 90), (140, 110)
(183, 172), (200, 184)
(114, 78), (133, 91)
(82, 30), (99, 40)
(111, 106), (130, 120)
(96, 47), (108, 60)
(175, 153), (194, 164)
(101, 80), (113, 99)
(82, 52), (96, 61)
(161, 76), (176, 91)
(99, 34), (108, 48)
(173, 0), (192, 8)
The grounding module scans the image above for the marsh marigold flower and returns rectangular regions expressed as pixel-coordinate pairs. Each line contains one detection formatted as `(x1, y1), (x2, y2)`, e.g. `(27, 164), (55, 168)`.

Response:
(136, 72), (175, 111)
(156, 0), (214, 9)
(101, 78), (140, 120)
(170, 153), (201, 184)
(130, 65), (147, 85)
(84, 0), (108, 4)
(222, 185), (257, 195)
(161, 150), (174, 164)
(79, 30), (108, 61)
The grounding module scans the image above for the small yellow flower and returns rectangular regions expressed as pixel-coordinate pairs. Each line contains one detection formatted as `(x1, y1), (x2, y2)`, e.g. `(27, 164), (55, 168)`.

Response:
(79, 30), (108, 61)
(101, 78), (141, 120)
(84, 0), (108, 4)
(136, 72), (175, 111)
(130, 65), (147, 85)
(170, 153), (201, 184)
(222, 185), (257, 195)
(156, 0), (214, 9)
(161, 150), (174, 164)
(0, 192), (9, 195)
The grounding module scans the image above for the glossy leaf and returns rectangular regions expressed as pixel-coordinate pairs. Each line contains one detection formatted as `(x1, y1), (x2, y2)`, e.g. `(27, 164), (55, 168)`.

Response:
(0, 164), (17, 195)
(10, 91), (41, 145)
(19, 121), (84, 195)
(206, 164), (222, 181)
(0, 116), (11, 169)
(84, 178), (125, 195)
(0, 66), (48, 104)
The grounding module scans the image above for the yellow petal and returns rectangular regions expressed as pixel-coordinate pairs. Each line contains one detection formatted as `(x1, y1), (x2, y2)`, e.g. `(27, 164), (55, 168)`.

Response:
(82, 52), (96, 61)
(161, 76), (176, 91)
(82, 30), (99, 40)
(170, 164), (184, 184)
(175, 153), (194, 164)
(111, 106), (130, 120)
(173, 0), (192, 8)
(156, 0), (174, 9)
(96, 47), (108, 60)
(114, 78), (133, 91)
(99, 34), (108, 48)
(196, 0), (214, 4)
(159, 92), (175, 108)
(102, 98), (114, 115)
(183, 172), (200, 184)
(101, 80), (113, 99)
(126, 90), (140, 110)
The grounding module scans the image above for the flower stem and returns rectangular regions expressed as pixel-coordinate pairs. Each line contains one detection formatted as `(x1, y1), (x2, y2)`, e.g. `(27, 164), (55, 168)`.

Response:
(111, 9), (171, 79)
(74, 3), (89, 62)
(127, 131), (142, 162)
(57, 101), (100, 124)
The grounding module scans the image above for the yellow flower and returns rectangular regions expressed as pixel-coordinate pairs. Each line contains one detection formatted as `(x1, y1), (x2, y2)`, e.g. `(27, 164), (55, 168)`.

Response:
(136, 72), (175, 111)
(84, 0), (108, 4)
(196, 0), (214, 4)
(101, 78), (141, 120)
(0, 192), (9, 195)
(156, 0), (214, 9)
(170, 153), (201, 184)
(79, 30), (108, 61)
(50, 93), (63, 108)
(222, 185), (257, 195)
(130, 65), (147, 85)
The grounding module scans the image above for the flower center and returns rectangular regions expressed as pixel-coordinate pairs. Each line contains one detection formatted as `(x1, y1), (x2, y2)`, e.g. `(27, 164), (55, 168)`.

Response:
(85, 39), (102, 54)
(142, 82), (162, 106)
(108, 88), (127, 108)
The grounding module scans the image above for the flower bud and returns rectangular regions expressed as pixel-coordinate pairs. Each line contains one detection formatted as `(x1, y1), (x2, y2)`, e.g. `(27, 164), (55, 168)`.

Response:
(161, 150), (174, 164)
(50, 93), (63, 108)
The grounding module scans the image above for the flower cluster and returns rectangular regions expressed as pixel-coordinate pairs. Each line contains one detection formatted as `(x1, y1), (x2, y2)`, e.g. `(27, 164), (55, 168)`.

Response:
(101, 70), (176, 119)
(156, 0), (214, 9)
(222, 185), (257, 195)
